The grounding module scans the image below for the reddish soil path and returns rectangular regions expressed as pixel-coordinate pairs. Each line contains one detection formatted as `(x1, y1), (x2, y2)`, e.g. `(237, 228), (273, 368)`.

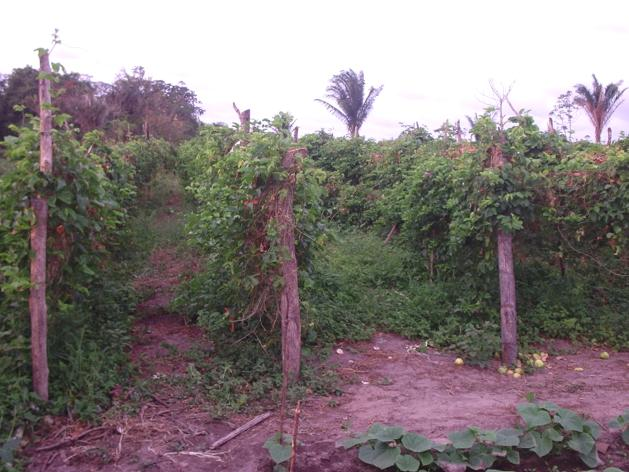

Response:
(27, 330), (629, 471)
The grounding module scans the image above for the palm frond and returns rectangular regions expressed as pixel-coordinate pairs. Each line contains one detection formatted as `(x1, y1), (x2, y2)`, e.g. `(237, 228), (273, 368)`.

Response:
(316, 69), (382, 137)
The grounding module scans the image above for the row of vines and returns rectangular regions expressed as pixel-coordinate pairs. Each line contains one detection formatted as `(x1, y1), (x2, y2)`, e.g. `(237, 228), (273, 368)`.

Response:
(176, 111), (628, 372)
(0, 110), (175, 445)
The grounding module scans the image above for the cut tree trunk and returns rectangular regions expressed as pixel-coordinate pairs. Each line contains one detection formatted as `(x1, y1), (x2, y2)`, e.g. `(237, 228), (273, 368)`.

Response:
(275, 148), (305, 382)
(30, 50), (53, 401)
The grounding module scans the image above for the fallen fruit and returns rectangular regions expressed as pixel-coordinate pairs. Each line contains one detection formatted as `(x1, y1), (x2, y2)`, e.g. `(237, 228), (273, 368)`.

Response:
(600, 351), (609, 360)
(574, 367), (584, 372)
(454, 358), (464, 366)
(534, 359), (545, 368)
(513, 372), (522, 379)
(498, 366), (508, 375)
(514, 367), (523, 375)
(507, 369), (514, 375)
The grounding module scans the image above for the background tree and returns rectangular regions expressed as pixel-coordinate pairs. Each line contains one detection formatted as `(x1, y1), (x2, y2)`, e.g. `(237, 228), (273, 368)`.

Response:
(316, 69), (382, 138)
(0, 65), (202, 142)
(574, 74), (626, 143)
(549, 91), (577, 141)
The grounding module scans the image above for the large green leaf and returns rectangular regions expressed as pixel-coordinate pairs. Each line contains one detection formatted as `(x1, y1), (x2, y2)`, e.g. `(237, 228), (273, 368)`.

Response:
(506, 448), (520, 465)
(518, 432), (535, 449)
(468, 446), (496, 470)
(583, 420), (600, 439)
(266, 441), (292, 464)
(448, 428), (476, 449)
(367, 422), (386, 438)
(543, 427), (563, 443)
(395, 454), (420, 472)
(578, 447), (601, 468)
(373, 426), (405, 442)
(530, 431), (553, 458)
(263, 434), (292, 464)
(555, 408), (584, 432)
(418, 450), (434, 466)
(567, 431), (595, 455)
(338, 434), (369, 449)
(358, 442), (401, 470)
(495, 428), (521, 447)
(401, 432), (433, 452)
(516, 403), (551, 428)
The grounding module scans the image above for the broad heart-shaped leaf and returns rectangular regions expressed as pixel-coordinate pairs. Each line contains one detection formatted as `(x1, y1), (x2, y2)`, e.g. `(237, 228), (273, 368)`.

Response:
(437, 448), (467, 465)
(530, 431), (553, 458)
(338, 434), (369, 449)
(367, 422), (386, 436)
(567, 431), (595, 455)
(518, 432), (535, 449)
(516, 403), (551, 428)
(506, 448), (520, 465)
(477, 429), (497, 443)
(578, 447), (601, 468)
(495, 428), (521, 447)
(448, 428), (476, 449)
(468, 444), (496, 470)
(395, 454), (421, 472)
(603, 468), (625, 472)
(401, 432), (433, 452)
(555, 408), (584, 432)
(358, 442), (401, 469)
(373, 426), (405, 442)
(583, 420), (600, 439)
(265, 441), (292, 464)
(543, 427), (563, 443)
(263, 433), (293, 464)
(418, 450), (434, 466)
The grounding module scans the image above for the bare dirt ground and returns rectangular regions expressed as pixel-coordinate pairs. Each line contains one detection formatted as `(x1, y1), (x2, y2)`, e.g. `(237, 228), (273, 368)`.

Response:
(25, 204), (629, 471)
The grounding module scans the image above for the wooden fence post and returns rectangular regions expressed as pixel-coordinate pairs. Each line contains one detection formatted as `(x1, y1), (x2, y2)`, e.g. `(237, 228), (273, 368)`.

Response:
(277, 148), (305, 382)
(30, 50), (53, 401)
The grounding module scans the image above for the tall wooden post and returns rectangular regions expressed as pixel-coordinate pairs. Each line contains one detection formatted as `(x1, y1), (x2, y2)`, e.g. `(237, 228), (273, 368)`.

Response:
(233, 102), (251, 134)
(491, 145), (518, 366)
(30, 51), (52, 400)
(607, 127), (612, 146)
(276, 148), (304, 382)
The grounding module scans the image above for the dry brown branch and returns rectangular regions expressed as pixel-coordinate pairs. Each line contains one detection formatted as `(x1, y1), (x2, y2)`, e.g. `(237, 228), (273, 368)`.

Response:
(210, 411), (273, 449)
(35, 426), (111, 452)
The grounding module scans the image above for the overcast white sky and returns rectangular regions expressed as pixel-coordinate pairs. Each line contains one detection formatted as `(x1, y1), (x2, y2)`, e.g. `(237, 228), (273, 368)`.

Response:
(2, 0), (629, 140)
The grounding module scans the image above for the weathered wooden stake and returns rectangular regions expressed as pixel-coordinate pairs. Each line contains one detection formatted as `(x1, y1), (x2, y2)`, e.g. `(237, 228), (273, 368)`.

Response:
(547, 117), (555, 134)
(30, 50), (53, 401)
(232, 102), (251, 134)
(607, 127), (612, 146)
(491, 145), (518, 366)
(277, 148), (304, 382)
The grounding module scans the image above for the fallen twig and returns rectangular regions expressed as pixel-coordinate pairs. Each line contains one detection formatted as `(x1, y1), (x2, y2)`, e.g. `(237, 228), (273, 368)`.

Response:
(164, 450), (225, 461)
(35, 426), (111, 452)
(210, 411), (273, 449)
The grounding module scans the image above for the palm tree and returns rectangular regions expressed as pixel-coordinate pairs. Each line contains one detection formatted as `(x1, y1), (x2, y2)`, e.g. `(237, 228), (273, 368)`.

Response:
(316, 69), (382, 138)
(574, 74), (626, 143)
